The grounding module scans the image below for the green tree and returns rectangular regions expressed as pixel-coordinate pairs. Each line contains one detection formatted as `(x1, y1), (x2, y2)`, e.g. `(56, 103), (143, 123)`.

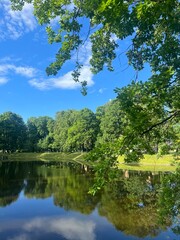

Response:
(26, 118), (39, 151)
(26, 116), (54, 151)
(0, 112), (27, 152)
(10, 0), (179, 95)
(114, 80), (180, 162)
(10, 0), (179, 150)
(53, 110), (78, 151)
(37, 117), (55, 151)
(96, 100), (123, 144)
(67, 108), (99, 151)
(10, 0), (180, 189)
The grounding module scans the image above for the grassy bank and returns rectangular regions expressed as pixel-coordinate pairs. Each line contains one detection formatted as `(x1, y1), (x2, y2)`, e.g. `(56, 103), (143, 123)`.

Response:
(117, 154), (179, 172)
(0, 152), (179, 172)
(0, 152), (86, 163)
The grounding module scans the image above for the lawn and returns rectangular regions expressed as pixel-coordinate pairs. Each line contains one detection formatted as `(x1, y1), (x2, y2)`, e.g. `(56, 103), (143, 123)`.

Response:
(0, 152), (85, 162)
(117, 154), (179, 172)
(1, 152), (179, 172)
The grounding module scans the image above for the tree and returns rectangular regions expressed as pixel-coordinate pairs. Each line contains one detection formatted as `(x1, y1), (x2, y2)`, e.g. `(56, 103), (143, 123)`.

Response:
(10, 0), (180, 188)
(114, 80), (180, 162)
(53, 108), (98, 152)
(26, 118), (39, 152)
(67, 108), (99, 151)
(26, 116), (54, 151)
(53, 110), (78, 151)
(10, 0), (179, 142)
(37, 117), (55, 151)
(0, 112), (27, 152)
(96, 100), (123, 144)
(10, 0), (179, 93)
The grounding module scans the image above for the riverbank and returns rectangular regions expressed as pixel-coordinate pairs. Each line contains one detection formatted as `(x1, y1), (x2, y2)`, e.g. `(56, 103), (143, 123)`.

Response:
(117, 154), (179, 171)
(0, 152), (179, 172)
(0, 152), (86, 161)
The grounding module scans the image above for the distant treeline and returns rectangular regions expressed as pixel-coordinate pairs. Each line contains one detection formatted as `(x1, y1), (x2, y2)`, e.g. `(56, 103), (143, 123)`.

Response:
(0, 99), (179, 154)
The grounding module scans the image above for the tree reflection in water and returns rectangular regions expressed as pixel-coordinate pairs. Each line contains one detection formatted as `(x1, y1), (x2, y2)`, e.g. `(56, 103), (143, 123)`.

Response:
(0, 161), (179, 238)
(158, 167), (180, 235)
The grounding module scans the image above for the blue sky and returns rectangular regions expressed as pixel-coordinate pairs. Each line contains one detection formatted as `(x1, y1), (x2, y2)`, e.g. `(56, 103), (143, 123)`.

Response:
(0, 0), (150, 121)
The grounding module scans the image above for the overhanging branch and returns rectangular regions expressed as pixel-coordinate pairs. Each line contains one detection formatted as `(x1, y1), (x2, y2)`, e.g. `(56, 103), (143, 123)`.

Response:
(141, 110), (180, 136)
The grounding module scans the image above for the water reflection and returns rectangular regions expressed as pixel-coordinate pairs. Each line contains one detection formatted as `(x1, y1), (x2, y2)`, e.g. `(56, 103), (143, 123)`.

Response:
(0, 217), (95, 240)
(0, 161), (179, 239)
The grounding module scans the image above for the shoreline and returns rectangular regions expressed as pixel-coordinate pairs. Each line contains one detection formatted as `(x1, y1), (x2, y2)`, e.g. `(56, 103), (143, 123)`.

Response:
(0, 152), (179, 172)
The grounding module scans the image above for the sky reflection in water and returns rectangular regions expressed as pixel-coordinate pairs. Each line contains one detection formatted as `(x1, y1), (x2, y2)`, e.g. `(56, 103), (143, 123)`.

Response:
(0, 161), (179, 240)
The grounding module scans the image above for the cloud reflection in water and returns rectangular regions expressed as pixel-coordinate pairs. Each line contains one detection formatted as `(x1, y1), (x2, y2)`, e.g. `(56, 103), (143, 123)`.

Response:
(0, 216), (96, 240)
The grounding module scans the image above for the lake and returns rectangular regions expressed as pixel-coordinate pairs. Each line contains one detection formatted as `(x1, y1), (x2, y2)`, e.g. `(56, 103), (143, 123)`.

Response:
(0, 160), (179, 240)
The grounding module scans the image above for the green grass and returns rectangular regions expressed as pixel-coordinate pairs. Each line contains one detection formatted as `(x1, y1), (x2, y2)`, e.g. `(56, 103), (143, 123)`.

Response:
(1, 152), (179, 172)
(0, 152), (86, 162)
(0, 152), (38, 161)
(117, 154), (179, 172)
(117, 164), (177, 172)
(38, 152), (84, 161)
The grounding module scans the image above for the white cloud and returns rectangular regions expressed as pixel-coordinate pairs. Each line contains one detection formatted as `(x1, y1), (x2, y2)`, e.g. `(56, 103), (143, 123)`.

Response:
(72, 41), (92, 66)
(27, 39), (94, 90)
(24, 217), (96, 240)
(0, 64), (37, 78)
(0, 0), (37, 40)
(0, 59), (94, 90)
(0, 217), (96, 240)
(29, 66), (94, 90)
(13, 66), (37, 78)
(0, 76), (8, 85)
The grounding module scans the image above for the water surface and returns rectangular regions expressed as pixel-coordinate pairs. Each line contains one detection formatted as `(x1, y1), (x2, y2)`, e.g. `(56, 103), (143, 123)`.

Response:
(0, 161), (179, 240)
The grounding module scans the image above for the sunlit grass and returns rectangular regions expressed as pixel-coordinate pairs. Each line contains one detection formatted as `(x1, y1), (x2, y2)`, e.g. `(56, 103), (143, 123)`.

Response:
(1, 152), (179, 172)
(118, 154), (176, 164)
(117, 154), (179, 172)
(0, 152), (85, 161)
(117, 164), (177, 172)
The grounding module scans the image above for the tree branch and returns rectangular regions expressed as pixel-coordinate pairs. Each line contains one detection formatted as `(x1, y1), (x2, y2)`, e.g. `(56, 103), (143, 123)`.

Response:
(141, 110), (180, 136)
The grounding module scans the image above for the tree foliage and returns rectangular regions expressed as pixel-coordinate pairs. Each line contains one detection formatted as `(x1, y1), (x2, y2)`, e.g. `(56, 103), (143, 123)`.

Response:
(114, 79), (180, 162)
(9, 0), (179, 154)
(4, 0), (180, 190)
(10, 0), (179, 93)
(67, 108), (99, 151)
(96, 100), (123, 144)
(26, 116), (54, 151)
(0, 112), (27, 152)
(53, 110), (79, 151)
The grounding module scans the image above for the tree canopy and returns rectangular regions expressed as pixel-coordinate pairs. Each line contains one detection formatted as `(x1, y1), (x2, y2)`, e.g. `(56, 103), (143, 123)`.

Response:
(9, 0), (179, 119)
(0, 112), (27, 152)
(9, 0), (180, 185)
(26, 116), (54, 151)
(10, 0), (179, 92)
